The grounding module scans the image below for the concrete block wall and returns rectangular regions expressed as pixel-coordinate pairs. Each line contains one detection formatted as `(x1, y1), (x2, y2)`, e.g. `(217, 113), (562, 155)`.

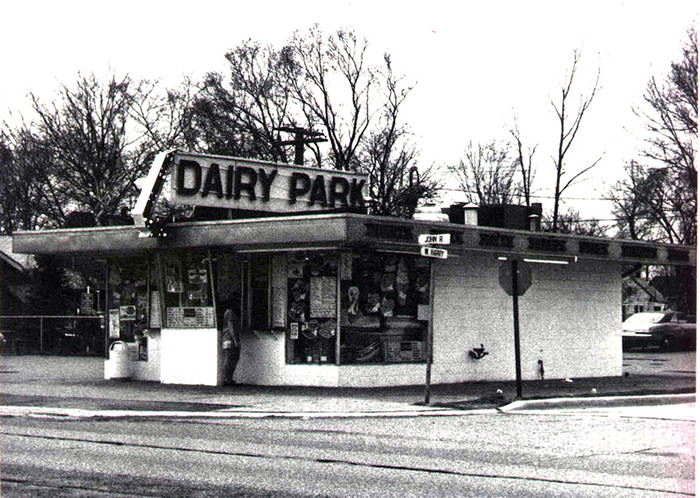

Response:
(431, 252), (622, 383)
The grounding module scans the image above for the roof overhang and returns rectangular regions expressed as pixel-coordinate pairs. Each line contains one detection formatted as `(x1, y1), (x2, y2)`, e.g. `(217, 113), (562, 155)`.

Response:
(12, 213), (696, 267)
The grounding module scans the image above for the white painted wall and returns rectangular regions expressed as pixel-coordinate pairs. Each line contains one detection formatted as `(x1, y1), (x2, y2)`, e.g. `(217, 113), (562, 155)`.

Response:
(236, 330), (340, 386)
(430, 252), (622, 384)
(160, 328), (219, 386)
(142, 252), (622, 388)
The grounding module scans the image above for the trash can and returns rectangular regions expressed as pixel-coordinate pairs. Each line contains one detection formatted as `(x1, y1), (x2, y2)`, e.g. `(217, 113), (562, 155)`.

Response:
(108, 341), (131, 380)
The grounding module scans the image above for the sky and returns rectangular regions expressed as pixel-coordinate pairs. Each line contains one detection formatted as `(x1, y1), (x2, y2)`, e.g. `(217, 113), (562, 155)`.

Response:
(1, 0), (697, 225)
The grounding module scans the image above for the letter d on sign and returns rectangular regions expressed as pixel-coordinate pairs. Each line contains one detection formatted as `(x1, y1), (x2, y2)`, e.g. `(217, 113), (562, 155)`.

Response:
(176, 159), (202, 196)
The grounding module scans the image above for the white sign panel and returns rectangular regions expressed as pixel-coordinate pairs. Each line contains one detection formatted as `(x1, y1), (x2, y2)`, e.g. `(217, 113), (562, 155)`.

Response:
(420, 246), (448, 259)
(418, 233), (451, 245)
(165, 152), (368, 214)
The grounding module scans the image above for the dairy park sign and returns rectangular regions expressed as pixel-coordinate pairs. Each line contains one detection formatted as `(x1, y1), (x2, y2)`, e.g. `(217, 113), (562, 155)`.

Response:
(133, 150), (369, 226)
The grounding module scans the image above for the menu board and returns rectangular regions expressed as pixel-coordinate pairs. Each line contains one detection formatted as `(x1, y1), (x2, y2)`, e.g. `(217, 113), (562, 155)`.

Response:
(166, 307), (215, 328)
(80, 292), (94, 315)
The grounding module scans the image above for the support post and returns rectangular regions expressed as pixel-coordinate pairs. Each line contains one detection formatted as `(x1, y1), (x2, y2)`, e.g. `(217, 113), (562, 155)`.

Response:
(511, 259), (523, 399)
(424, 261), (435, 404)
(39, 317), (44, 354)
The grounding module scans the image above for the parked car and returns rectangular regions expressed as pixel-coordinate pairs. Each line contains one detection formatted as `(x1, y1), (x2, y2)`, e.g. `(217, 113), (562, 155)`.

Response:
(622, 312), (667, 350)
(622, 311), (696, 351)
(649, 312), (696, 351)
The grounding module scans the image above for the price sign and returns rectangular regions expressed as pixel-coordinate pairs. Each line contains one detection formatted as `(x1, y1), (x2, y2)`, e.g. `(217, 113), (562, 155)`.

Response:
(420, 246), (448, 259)
(418, 233), (451, 245)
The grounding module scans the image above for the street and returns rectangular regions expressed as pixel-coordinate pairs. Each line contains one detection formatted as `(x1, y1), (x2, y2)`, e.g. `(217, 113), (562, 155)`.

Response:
(1, 404), (694, 497)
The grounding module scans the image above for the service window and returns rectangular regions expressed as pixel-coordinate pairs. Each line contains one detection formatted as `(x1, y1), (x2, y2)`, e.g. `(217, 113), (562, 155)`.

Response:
(213, 251), (244, 332)
(161, 251), (215, 328)
(107, 256), (159, 359)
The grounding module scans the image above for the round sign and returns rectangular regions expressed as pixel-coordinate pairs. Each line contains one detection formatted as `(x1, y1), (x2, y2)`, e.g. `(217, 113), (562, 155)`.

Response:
(498, 260), (532, 296)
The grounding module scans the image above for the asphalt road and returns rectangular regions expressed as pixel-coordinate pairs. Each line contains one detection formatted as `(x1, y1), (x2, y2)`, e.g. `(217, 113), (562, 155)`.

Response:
(622, 350), (696, 377)
(2, 404), (694, 497)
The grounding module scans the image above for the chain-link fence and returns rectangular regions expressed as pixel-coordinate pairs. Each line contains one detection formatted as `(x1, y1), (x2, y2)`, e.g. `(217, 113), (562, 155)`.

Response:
(0, 315), (105, 356)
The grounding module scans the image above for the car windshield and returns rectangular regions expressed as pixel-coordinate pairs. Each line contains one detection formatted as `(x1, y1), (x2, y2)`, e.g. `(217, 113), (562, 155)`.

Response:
(623, 312), (666, 326)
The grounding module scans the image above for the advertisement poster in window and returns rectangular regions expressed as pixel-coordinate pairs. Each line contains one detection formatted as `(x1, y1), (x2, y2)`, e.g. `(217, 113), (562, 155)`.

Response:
(310, 276), (336, 318)
(149, 291), (162, 328)
(109, 309), (120, 338)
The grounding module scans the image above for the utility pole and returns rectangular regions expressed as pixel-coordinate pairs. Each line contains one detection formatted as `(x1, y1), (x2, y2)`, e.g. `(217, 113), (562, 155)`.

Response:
(274, 126), (327, 165)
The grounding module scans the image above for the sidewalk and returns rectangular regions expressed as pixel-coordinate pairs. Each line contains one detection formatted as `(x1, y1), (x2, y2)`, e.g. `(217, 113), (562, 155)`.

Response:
(0, 355), (695, 419)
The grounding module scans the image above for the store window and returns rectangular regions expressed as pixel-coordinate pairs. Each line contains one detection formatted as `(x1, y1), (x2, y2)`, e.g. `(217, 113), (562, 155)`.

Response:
(161, 251), (215, 328)
(285, 253), (338, 364)
(248, 254), (271, 331)
(214, 251), (244, 332)
(339, 253), (429, 364)
(282, 250), (430, 365)
(107, 256), (160, 360)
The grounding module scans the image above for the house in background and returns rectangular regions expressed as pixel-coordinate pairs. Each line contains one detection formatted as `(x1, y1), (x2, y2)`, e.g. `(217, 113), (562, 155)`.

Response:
(622, 268), (668, 320)
(0, 236), (34, 315)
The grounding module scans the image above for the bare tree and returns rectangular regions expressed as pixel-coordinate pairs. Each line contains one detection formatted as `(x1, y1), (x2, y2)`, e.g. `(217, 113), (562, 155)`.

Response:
(358, 55), (439, 217)
(24, 74), (153, 224)
(550, 51), (602, 231)
(633, 28), (697, 245)
(449, 141), (517, 205)
(0, 73), (187, 231)
(509, 119), (538, 206)
(129, 77), (199, 157)
(284, 26), (375, 170)
(192, 40), (300, 161)
(541, 208), (608, 237)
(609, 161), (667, 242)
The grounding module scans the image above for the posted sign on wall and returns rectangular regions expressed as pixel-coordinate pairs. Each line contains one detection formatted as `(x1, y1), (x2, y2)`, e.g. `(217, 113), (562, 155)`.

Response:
(164, 152), (368, 214)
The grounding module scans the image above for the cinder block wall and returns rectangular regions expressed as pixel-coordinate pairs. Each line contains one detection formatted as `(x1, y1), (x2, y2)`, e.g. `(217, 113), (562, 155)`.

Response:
(432, 252), (622, 383)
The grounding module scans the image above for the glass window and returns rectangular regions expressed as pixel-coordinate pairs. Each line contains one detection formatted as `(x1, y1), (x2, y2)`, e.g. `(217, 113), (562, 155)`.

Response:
(214, 251), (244, 331)
(249, 255), (271, 331)
(107, 256), (155, 359)
(161, 251), (215, 328)
(285, 252), (338, 364)
(339, 253), (429, 364)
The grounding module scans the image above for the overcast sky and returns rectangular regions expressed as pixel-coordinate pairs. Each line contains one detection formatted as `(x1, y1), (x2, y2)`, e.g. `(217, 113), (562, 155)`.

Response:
(2, 0), (696, 224)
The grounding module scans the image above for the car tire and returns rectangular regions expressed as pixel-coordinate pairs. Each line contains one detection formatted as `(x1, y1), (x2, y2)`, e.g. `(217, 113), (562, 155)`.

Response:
(659, 336), (676, 352)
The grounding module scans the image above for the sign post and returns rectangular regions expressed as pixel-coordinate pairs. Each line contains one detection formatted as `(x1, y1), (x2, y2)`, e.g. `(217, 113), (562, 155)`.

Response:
(418, 233), (450, 404)
(498, 259), (532, 399)
(511, 260), (523, 399)
(424, 260), (435, 405)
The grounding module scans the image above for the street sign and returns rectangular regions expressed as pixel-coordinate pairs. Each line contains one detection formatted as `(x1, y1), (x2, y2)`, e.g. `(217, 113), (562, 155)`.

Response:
(418, 233), (451, 245)
(498, 260), (532, 296)
(420, 246), (448, 259)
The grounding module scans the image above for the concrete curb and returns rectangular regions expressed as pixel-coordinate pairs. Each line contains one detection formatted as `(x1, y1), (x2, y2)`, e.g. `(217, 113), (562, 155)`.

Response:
(498, 393), (696, 412)
(0, 405), (498, 420)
